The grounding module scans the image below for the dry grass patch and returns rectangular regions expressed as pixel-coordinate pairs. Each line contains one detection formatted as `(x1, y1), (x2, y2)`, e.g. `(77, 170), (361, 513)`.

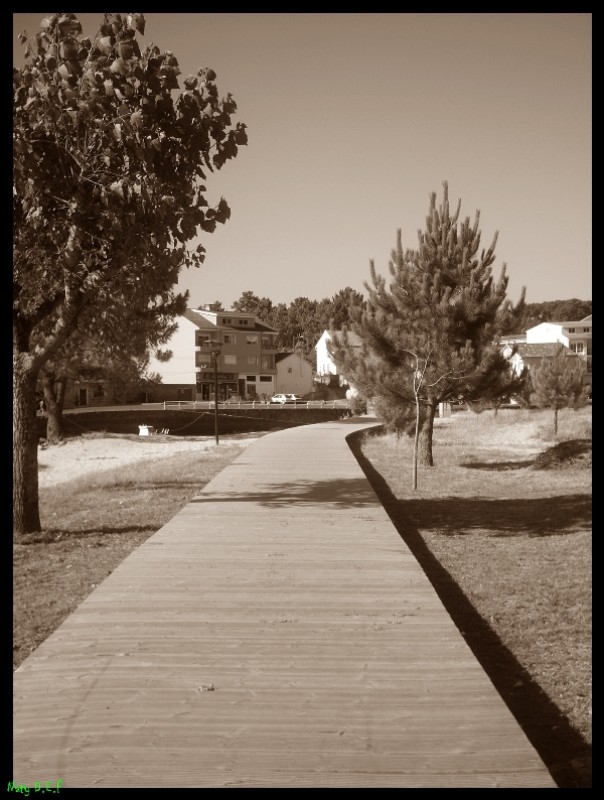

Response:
(355, 406), (591, 788)
(13, 438), (253, 669)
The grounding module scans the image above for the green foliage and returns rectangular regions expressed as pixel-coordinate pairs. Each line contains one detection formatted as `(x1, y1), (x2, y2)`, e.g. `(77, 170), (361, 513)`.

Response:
(529, 345), (588, 411)
(335, 182), (524, 465)
(348, 393), (368, 416)
(372, 394), (417, 437)
(509, 299), (592, 333)
(14, 12), (247, 326)
(13, 12), (247, 534)
(328, 287), (366, 330)
(232, 291), (274, 319)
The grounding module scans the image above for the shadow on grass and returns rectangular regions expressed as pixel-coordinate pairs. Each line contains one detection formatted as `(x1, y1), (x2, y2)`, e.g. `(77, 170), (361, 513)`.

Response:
(391, 494), (591, 538)
(17, 525), (159, 544)
(461, 459), (536, 470)
(347, 430), (592, 790)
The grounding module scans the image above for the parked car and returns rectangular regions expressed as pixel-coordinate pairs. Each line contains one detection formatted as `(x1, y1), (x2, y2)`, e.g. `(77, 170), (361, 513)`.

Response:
(271, 393), (304, 404)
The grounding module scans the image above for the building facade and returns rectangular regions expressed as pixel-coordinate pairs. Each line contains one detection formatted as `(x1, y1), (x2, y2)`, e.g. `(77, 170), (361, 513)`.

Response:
(146, 307), (280, 401)
(500, 315), (592, 390)
(274, 352), (314, 396)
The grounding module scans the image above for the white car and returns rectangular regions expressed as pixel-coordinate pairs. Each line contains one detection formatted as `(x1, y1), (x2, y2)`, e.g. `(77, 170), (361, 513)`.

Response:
(271, 393), (303, 404)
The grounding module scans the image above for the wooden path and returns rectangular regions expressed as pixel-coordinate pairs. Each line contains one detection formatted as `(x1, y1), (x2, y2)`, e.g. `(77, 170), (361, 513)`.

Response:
(13, 421), (557, 788)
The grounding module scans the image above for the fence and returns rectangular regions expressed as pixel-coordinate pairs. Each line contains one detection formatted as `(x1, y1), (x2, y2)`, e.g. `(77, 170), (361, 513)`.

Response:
(160, 400), (349, 411)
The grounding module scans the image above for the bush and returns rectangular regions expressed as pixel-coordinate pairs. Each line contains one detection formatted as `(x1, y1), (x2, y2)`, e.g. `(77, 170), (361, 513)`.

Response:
(349, 395), (368, 415)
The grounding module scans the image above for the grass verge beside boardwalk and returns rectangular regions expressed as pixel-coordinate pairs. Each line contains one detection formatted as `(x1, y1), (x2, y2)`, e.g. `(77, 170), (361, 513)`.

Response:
(14, 409), (591, 787)
(351, 406), (591, 789)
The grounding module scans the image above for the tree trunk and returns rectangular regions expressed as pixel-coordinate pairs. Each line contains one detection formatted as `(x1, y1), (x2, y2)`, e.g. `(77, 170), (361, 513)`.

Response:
(42, 372), (65, 444)
(418, 402), (437, 466)
(13, 355), (42, 535)
(553, 406), (559, 436)
(412, 395), (420, 490)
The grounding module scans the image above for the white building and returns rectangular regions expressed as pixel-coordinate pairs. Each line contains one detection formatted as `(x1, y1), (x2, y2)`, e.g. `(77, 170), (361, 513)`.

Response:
(146, 307), (279, 401)
(315, 329), (362, 381)
(274, 352), (314, 397)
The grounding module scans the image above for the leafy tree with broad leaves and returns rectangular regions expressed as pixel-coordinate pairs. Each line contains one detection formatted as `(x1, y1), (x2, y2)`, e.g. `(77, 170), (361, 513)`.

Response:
(334, 182), (525, 467)
(529, 345), (588, 435)
(39, 288), (184, 442)
(14, 12), (247, 534)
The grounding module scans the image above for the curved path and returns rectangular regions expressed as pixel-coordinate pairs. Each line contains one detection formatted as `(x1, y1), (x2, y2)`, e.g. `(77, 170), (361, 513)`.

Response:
(13, 420), (557, 788)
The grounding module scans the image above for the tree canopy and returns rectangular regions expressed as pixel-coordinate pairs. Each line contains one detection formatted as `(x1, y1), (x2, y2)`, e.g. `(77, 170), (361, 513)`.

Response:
(334, 182), (525, 466)
(529, 345), (588, 434)
(14, 12), (247, 534)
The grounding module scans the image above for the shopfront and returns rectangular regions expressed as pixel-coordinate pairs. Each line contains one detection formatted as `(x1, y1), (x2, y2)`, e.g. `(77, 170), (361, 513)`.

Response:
(195, 371), (239, 401)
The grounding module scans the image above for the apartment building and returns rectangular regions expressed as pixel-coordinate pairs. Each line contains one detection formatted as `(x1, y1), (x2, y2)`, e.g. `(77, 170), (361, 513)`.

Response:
(146, 306), (279, 401)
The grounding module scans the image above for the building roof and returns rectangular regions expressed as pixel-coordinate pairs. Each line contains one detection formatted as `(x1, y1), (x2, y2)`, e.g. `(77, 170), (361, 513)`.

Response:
(320, 329), (363, 348)
(275, 352), (312, 366)
(183, 308), (278, 333)
(533, 319), (592, 329)
(515, 342), (576, 359)
(499, 333), (527, 342)
(182, 308), (216, 330)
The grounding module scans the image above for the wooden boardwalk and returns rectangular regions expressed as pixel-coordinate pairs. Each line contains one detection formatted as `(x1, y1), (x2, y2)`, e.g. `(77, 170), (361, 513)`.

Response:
(13, 421), (557, 788)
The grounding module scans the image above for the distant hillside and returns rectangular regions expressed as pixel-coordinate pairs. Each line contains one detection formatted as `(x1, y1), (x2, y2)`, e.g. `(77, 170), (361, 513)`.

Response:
(506, 299), (592, 334)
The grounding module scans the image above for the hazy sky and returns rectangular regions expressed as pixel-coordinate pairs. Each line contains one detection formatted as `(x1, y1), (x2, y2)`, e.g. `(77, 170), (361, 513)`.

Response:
(14, 12), (592, 310)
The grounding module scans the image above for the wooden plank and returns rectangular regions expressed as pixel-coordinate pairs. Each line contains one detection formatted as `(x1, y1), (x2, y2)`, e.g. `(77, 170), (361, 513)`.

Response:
(13, 422), (557, 787)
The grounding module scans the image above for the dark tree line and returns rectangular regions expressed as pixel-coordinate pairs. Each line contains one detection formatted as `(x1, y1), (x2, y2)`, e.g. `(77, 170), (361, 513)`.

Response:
(506, 299), (591, 334)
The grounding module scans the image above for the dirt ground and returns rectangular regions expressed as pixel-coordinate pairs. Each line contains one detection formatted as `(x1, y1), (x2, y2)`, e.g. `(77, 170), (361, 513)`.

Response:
(37, 432), (259, 488)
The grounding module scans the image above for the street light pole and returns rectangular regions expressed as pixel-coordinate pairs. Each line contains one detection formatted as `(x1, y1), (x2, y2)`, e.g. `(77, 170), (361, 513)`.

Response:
(212, 348), (220, 445)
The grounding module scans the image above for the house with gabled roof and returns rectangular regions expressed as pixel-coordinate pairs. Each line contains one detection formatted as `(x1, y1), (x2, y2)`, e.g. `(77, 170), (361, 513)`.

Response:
(500, 314), (591, 391)
(314, 329), (363, 398)
(274, 352), (314, 397)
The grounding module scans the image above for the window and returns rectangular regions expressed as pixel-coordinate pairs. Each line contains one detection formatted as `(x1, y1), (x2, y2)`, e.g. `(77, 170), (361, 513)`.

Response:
(197, 333), (212, 346)
(288, 367), (292, 373)
(93, 384), (104, 398)
(223, 333), (236, 344)
(246, 335), (258, 345)
(259, 376), (272, 382)
(247, 355), (259, 366)
(568, 328), (576, 333)
(262, 335), (276, 348)
(570, 343), (584, 354)
(262, 355), (275, 370)
(583, 327), (590, 333)
(224, 354), (237, 365)
(246, 375), (256, 382)
(237, 319), (249, 326)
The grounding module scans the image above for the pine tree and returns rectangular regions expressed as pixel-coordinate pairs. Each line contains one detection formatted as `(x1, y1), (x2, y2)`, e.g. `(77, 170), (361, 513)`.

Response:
(529, 345), (588, 434)
(335, 182), (524, 467)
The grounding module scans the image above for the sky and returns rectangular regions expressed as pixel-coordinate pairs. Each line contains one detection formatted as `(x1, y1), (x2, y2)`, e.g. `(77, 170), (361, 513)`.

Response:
(13, 12), (592, 310)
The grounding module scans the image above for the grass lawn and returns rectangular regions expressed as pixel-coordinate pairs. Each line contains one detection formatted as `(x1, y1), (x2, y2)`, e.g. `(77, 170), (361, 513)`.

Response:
(14, 408), (591, 787)
(352, 405), (591, 789)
